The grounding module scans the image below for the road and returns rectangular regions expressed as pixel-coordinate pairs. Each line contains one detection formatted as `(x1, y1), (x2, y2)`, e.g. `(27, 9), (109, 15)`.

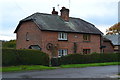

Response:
(2, 65), (118, 78)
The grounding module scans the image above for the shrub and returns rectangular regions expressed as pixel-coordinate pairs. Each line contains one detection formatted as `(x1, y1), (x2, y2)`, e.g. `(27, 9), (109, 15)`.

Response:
(51, 58), (60, 66)
(58, 53), (118, 65)
(2, 49), (18, 66)
(2, 49), (49, 66)
(2, 40), (16, 49)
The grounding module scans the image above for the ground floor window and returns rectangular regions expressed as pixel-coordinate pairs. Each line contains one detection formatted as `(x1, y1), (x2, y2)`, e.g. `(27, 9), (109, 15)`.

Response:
(83, 49), (91, 54)
(58, 49), (68, 57)
(29, 45), (41, 50)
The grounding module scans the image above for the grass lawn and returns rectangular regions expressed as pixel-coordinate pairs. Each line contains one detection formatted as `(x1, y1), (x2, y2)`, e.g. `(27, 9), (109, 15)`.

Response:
(60, 62), (119, 68)
(2, 62), (119, 72)
(2, 65), (57, 72)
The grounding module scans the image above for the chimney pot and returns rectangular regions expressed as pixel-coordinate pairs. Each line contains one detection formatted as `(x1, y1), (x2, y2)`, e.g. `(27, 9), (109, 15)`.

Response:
(52, 7), (58, 15)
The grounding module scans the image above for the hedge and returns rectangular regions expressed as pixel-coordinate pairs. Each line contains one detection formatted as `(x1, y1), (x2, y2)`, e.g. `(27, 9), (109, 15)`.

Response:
(51, 53), (119, 66)
(2, 49), (49, 66)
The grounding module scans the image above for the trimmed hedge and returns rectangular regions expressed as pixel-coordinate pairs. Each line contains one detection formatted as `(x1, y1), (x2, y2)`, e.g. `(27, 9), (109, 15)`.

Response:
(51, 53), (119, 66)
(51, 58), (60, 66)
(2, 49), (49, 66)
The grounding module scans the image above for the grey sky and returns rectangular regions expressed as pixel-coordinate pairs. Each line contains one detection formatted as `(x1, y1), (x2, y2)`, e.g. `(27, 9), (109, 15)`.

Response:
(118, 1), (120, 22)
(0, 0), (119, 40)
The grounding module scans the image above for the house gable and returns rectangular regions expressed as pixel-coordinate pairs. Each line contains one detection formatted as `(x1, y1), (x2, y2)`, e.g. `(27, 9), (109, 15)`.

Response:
(16, 21), (42, 49)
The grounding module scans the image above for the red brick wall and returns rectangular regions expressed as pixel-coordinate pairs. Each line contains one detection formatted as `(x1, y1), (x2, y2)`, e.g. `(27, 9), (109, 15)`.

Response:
(103, 41), (114, 53)
(16, 21), (101, 57)
(41, 31), (101, 56)
(16, 21), (42, 49)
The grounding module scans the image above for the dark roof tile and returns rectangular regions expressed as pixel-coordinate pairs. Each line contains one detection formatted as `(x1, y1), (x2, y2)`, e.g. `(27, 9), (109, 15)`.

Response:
(14, 12), (103, 35)
(104, 34), (120, 45)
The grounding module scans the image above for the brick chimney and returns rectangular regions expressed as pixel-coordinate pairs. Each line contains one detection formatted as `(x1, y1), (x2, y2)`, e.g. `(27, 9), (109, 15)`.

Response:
(52, 7), (58, 15)
(60, 7), (69, 21)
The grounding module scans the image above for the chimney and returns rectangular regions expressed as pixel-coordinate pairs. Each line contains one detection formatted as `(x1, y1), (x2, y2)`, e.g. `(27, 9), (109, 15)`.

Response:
(52, 7), (58, 15)
(60, 7), (69, 21)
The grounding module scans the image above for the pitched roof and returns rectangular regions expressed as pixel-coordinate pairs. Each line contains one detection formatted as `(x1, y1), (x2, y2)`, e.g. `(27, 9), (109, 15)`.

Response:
(103, 37), (114, 47)
(103, 37), (111, 42)
(14, 13), (103, 35)
(104, 34), (120, 46)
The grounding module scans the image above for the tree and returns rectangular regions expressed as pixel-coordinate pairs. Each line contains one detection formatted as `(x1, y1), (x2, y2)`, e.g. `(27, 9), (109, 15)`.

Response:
(106, 22), (120, 35)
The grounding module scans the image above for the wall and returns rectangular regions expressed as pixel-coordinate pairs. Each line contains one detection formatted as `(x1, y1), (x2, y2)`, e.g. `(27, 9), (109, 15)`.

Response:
(41, 31), (101, 57)
(16, 21), (101, 57)
(103, 41), (114, 53)
(16, 21), (42, 49)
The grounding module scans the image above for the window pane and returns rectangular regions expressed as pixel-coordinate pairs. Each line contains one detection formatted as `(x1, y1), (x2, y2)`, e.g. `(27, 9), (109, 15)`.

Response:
(58, 32), (67, 40)
(83, 49), (91, 54)
(83, 34), (90, 41)
(65, 33), (67, 40)
(62, 33), (63, 39)
(60, 33), (62, 39)
(64, 50), (67, 55)
(58, 50), (62, 57)
(58, 49), (68, 57)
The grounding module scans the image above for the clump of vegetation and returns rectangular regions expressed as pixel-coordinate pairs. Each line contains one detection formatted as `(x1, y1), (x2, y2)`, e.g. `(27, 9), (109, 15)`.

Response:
(60, 62), (119, 68)
(2, 40), (16, 49)
(51, 53), (119, 66)
(2, 65), (57, 72)
(106, 22), (120, 35)
(2, 49), (49, 66)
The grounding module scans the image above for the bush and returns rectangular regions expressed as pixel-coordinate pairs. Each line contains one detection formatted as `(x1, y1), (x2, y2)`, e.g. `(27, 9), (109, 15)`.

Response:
(58, 53), (119, 65)
(2, 49), (49, 66)
(2, 49), (18, 66)
(51, 58), (60, 66)
(2, 40), (16, 49)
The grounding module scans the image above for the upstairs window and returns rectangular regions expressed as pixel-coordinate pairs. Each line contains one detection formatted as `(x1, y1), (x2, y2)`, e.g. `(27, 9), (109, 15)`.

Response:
(58, 49), (68, 57)
(83, 49), (91, 54)
(83, 34), (90, 41)
(58, 32), (67, 40)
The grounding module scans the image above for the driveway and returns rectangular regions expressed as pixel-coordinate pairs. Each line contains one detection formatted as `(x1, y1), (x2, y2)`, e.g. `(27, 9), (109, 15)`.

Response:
(2, 65), (118, 78)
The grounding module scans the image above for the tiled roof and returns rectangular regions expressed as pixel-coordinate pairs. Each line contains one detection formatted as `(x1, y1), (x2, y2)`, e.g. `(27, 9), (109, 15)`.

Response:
(105, 34), (120, 46)
(14, 13), (103, 35)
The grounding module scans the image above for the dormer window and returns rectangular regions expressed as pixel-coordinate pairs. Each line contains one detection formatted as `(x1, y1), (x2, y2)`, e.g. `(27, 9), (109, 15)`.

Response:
(58, 32), (67, 40)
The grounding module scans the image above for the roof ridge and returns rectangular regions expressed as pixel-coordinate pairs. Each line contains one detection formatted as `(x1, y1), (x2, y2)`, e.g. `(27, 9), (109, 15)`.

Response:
(22, 12), (95, 27)
(70, 17), (94, 26)
(14, 12), (103, 35)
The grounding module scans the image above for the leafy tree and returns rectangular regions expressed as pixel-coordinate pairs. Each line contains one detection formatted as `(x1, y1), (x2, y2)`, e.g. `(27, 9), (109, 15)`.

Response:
(106, 22), (120, 35)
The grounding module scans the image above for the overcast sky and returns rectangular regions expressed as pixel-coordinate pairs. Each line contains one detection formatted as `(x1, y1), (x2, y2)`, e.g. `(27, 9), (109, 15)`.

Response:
(0, 0), (119, 41)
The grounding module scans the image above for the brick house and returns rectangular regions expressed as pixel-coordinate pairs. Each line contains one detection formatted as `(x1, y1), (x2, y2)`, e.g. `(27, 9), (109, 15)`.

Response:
(14, 7), (103, 58)
(105, 34), (120, 53)
(102, 37), (114, 53)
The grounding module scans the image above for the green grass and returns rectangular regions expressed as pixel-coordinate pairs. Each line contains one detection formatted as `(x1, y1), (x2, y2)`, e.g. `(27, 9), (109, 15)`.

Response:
(2, 65), (57, 72)
(60, 62), (119, 68)
(0, 67), (2, 72)
(2, 62), (119, 72)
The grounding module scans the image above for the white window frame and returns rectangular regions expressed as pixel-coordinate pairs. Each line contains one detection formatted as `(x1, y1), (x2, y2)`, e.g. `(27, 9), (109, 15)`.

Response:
(58, 32), (67, 40)
(58, 49), (68, 57)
